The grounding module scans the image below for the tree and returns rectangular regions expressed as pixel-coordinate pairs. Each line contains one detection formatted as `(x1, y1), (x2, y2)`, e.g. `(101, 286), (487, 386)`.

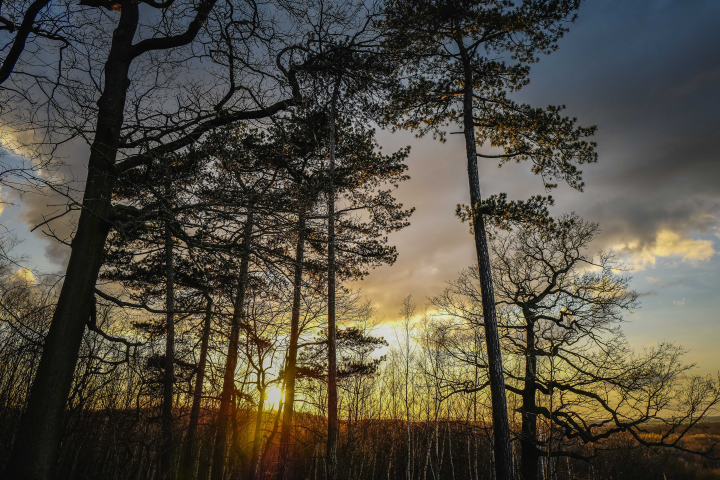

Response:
(215, 109), (414, 480)
(100, 152), (214, 480)
(432, 214), (720, 479)
(241, 276), (288, 480)
(382, 2), (598, 478)
(321, 111), (413, 480)
(397, 295), (417, 480)
(285, 9), (402, 475)
(1, 0), (400, 474)
(207, 195), (254, 480)
(181, 292), (214, 480)
(1, 1), (310, 476)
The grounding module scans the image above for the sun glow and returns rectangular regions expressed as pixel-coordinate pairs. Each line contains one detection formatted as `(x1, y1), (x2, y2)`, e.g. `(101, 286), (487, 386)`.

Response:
(265, 386), (284, 407)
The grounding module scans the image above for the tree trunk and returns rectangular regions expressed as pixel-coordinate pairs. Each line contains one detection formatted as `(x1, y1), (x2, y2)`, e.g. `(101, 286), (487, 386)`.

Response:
(210, 210), (254, 480)
(1, 7), (140, 480)
(459, 44), (514, 480)
(277, 211), (306, 480)
(326, 87), (340, 480)
(160, 214), (176, 480)
(248, 385), (266, 480)
(520, 314), (540, 480)
(182, 297), (214, 480)
(448, 421), (455, 480)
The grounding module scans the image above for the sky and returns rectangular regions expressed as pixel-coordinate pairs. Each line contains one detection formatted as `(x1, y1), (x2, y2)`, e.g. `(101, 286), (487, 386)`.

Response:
(352, 0), (720, 372)
(1, 1), (720, 371)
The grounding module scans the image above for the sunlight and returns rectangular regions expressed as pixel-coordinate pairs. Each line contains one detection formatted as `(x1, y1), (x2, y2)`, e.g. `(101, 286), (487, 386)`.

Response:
(265, 386), (283, 407)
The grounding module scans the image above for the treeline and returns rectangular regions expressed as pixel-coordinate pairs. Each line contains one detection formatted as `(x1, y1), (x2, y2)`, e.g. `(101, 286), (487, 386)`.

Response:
(1, 0), (719, 479)
(0, 244), (720, 479)
(2, 215), (720, 480)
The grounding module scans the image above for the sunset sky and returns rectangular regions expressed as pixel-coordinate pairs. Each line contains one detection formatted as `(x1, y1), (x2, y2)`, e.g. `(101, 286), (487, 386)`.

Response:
(357, 0), (720, 372)
(2, 1), (720, 371)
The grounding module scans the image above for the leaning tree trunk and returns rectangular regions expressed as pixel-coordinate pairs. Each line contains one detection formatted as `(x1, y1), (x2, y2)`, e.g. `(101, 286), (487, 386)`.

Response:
(160, 211), (176, 480)
(460, 48), (514, 480)
(1, 7), (140, 480)
(181, 296), (214, 480)
(326, 88), (340, 480)
(210, 210), (254, 480)
(277, 211), (307, 480)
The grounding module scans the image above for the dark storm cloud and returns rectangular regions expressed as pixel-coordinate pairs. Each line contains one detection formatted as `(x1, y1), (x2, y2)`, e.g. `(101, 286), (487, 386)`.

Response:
(501, 0), (720, 252)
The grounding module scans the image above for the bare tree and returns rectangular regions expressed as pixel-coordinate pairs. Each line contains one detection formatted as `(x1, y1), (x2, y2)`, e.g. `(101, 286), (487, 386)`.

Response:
(433, 214), (720, 479)
(397, 295), (416, 480)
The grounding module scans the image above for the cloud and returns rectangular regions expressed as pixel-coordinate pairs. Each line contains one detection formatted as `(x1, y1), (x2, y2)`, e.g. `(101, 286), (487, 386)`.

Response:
(0, 127), (50, 165)
(1, 126), (88, 269)
(645, 276), (683, 288)
(11, 267), (36, 285)
(615, 230), (715, 269)
(673, 298), (686, 307)
(14, 192), (78, 268)
(653, 231), (714, 260)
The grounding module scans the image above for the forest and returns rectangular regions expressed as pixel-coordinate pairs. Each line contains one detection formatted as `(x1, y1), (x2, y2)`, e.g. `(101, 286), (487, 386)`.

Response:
(0, 0), (719, 479)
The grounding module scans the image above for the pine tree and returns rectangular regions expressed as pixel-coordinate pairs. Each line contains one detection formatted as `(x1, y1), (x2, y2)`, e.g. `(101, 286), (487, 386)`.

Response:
(382, 2), (598, 478)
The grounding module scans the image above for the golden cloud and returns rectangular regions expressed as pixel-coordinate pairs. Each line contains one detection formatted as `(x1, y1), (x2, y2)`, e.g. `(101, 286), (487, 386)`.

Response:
(0, 127), (37, 159)
(616, 229), (715, 269)
(11, 267), (37, 285)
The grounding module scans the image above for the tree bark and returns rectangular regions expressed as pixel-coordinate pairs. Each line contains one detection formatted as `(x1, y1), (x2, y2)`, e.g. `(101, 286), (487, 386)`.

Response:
(277, 212), (306, 480)
(160, 213), (176, 480)
(459, 43), (514, 480)
(1, 6), (140, 479)
(210, 210), (254, 480)
(181, 296), (214, 480)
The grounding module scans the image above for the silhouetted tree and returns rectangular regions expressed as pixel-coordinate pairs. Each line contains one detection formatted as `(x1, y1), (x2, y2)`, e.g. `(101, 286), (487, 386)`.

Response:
(432, 214), (720, 479)
(383, 2), (598, 477)
(1, 1), (313, 475)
